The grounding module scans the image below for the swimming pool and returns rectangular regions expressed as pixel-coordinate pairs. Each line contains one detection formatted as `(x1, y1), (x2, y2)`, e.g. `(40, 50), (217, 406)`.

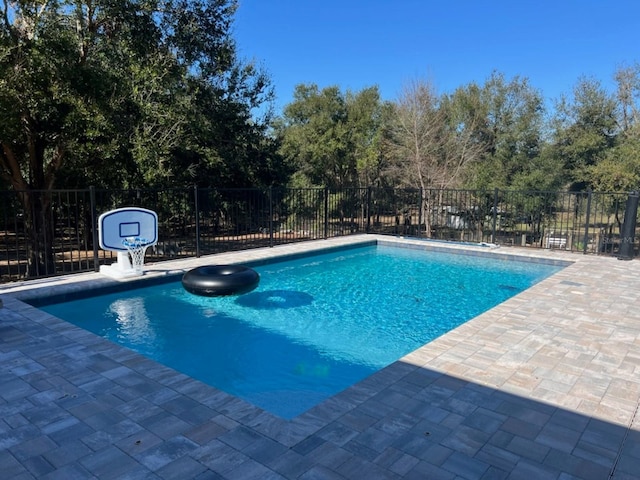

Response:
(38, 243), (565, 418)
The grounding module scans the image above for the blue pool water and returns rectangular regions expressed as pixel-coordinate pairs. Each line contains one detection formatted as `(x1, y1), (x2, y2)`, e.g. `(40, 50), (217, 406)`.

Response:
(40, 244), (564, 418)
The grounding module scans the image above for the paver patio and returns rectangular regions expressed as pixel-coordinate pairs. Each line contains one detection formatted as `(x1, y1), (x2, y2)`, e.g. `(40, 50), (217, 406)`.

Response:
(1, 235), (639, 479)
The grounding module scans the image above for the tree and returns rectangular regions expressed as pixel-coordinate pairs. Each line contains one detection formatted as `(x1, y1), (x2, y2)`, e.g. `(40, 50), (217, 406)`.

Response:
(459, 72), (549, 191)
(614, 63), (640, 135)
(277, 84), (383, 190)
(383, 79), (484, 235)
(549, 77), (618, 190)
(277, 84), (350, 189)
(345, 87), (386, 188)
(590, 64), (640, 192)
(0, 0), (276, 276)
(383, 80), (444, 191)
(589, 138), (640, 192)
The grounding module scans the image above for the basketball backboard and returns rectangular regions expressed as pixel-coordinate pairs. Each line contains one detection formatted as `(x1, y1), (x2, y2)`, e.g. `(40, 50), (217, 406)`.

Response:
(98, 207), (158, 252)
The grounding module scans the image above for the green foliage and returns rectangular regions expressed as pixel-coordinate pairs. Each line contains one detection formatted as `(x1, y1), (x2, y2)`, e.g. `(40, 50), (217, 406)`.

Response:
(586, 64), (640, 192)
(588, 135), (640, 192)
(549, 77), (618, 190)
(276, 84), (384, 189)
(0, 0), (281, 192)
(459, 72), (548, 191)
(347, 88), (386, 187)
(277, 84), (350, 188)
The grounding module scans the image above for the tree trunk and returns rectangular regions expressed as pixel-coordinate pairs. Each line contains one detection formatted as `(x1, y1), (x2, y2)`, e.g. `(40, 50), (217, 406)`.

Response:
(23, 190), (56, 278)
(1, 142), (59, 278)
(422, 189), (432, 238)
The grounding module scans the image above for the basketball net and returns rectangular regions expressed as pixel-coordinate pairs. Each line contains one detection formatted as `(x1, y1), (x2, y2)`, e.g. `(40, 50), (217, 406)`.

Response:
(122, 237), (149, 273)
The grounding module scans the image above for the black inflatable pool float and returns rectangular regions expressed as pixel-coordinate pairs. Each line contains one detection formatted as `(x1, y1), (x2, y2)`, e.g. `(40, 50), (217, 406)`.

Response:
(182, 265), (260, 297)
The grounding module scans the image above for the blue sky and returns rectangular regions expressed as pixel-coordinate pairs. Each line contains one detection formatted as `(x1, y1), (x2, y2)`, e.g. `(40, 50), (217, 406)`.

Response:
(233, 0), (640, 113)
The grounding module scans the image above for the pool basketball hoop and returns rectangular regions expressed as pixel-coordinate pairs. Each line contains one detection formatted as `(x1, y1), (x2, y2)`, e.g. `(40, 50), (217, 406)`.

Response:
(98, 207), (158, 279)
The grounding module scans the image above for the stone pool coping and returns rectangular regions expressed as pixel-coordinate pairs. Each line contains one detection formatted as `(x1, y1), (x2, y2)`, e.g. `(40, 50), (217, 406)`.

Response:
(1, 234), (639, 479)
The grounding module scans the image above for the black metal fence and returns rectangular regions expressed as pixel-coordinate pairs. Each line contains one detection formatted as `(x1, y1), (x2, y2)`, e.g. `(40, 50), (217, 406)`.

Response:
(0, 186), (635, 283)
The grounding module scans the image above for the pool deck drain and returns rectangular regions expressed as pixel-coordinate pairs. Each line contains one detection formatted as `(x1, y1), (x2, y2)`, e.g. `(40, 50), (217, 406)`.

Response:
(1, 234), (639, 479)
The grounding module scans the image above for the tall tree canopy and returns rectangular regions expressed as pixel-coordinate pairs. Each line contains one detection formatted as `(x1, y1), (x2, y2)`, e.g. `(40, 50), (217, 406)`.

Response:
(0, 0), (278, 275)
(578, 65), (640, 191)
(456, 72), (552, 191)
(549, 77), (618, 190)
(276, 84), (384, 189)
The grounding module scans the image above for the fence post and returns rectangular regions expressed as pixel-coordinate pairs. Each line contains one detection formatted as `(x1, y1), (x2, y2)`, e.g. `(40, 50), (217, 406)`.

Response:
(324, 187), (329, 239)
(194, 185), (201, 258)
(491, 188), (499, 244)
(268, 186), (274, 247)
(582, 189), (592, 254)
(90, 186), (99, 272)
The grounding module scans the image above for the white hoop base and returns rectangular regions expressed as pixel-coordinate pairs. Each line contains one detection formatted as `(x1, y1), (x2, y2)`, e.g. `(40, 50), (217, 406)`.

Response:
(101, 238), (149, 279)
(100, 251), (146, 279)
